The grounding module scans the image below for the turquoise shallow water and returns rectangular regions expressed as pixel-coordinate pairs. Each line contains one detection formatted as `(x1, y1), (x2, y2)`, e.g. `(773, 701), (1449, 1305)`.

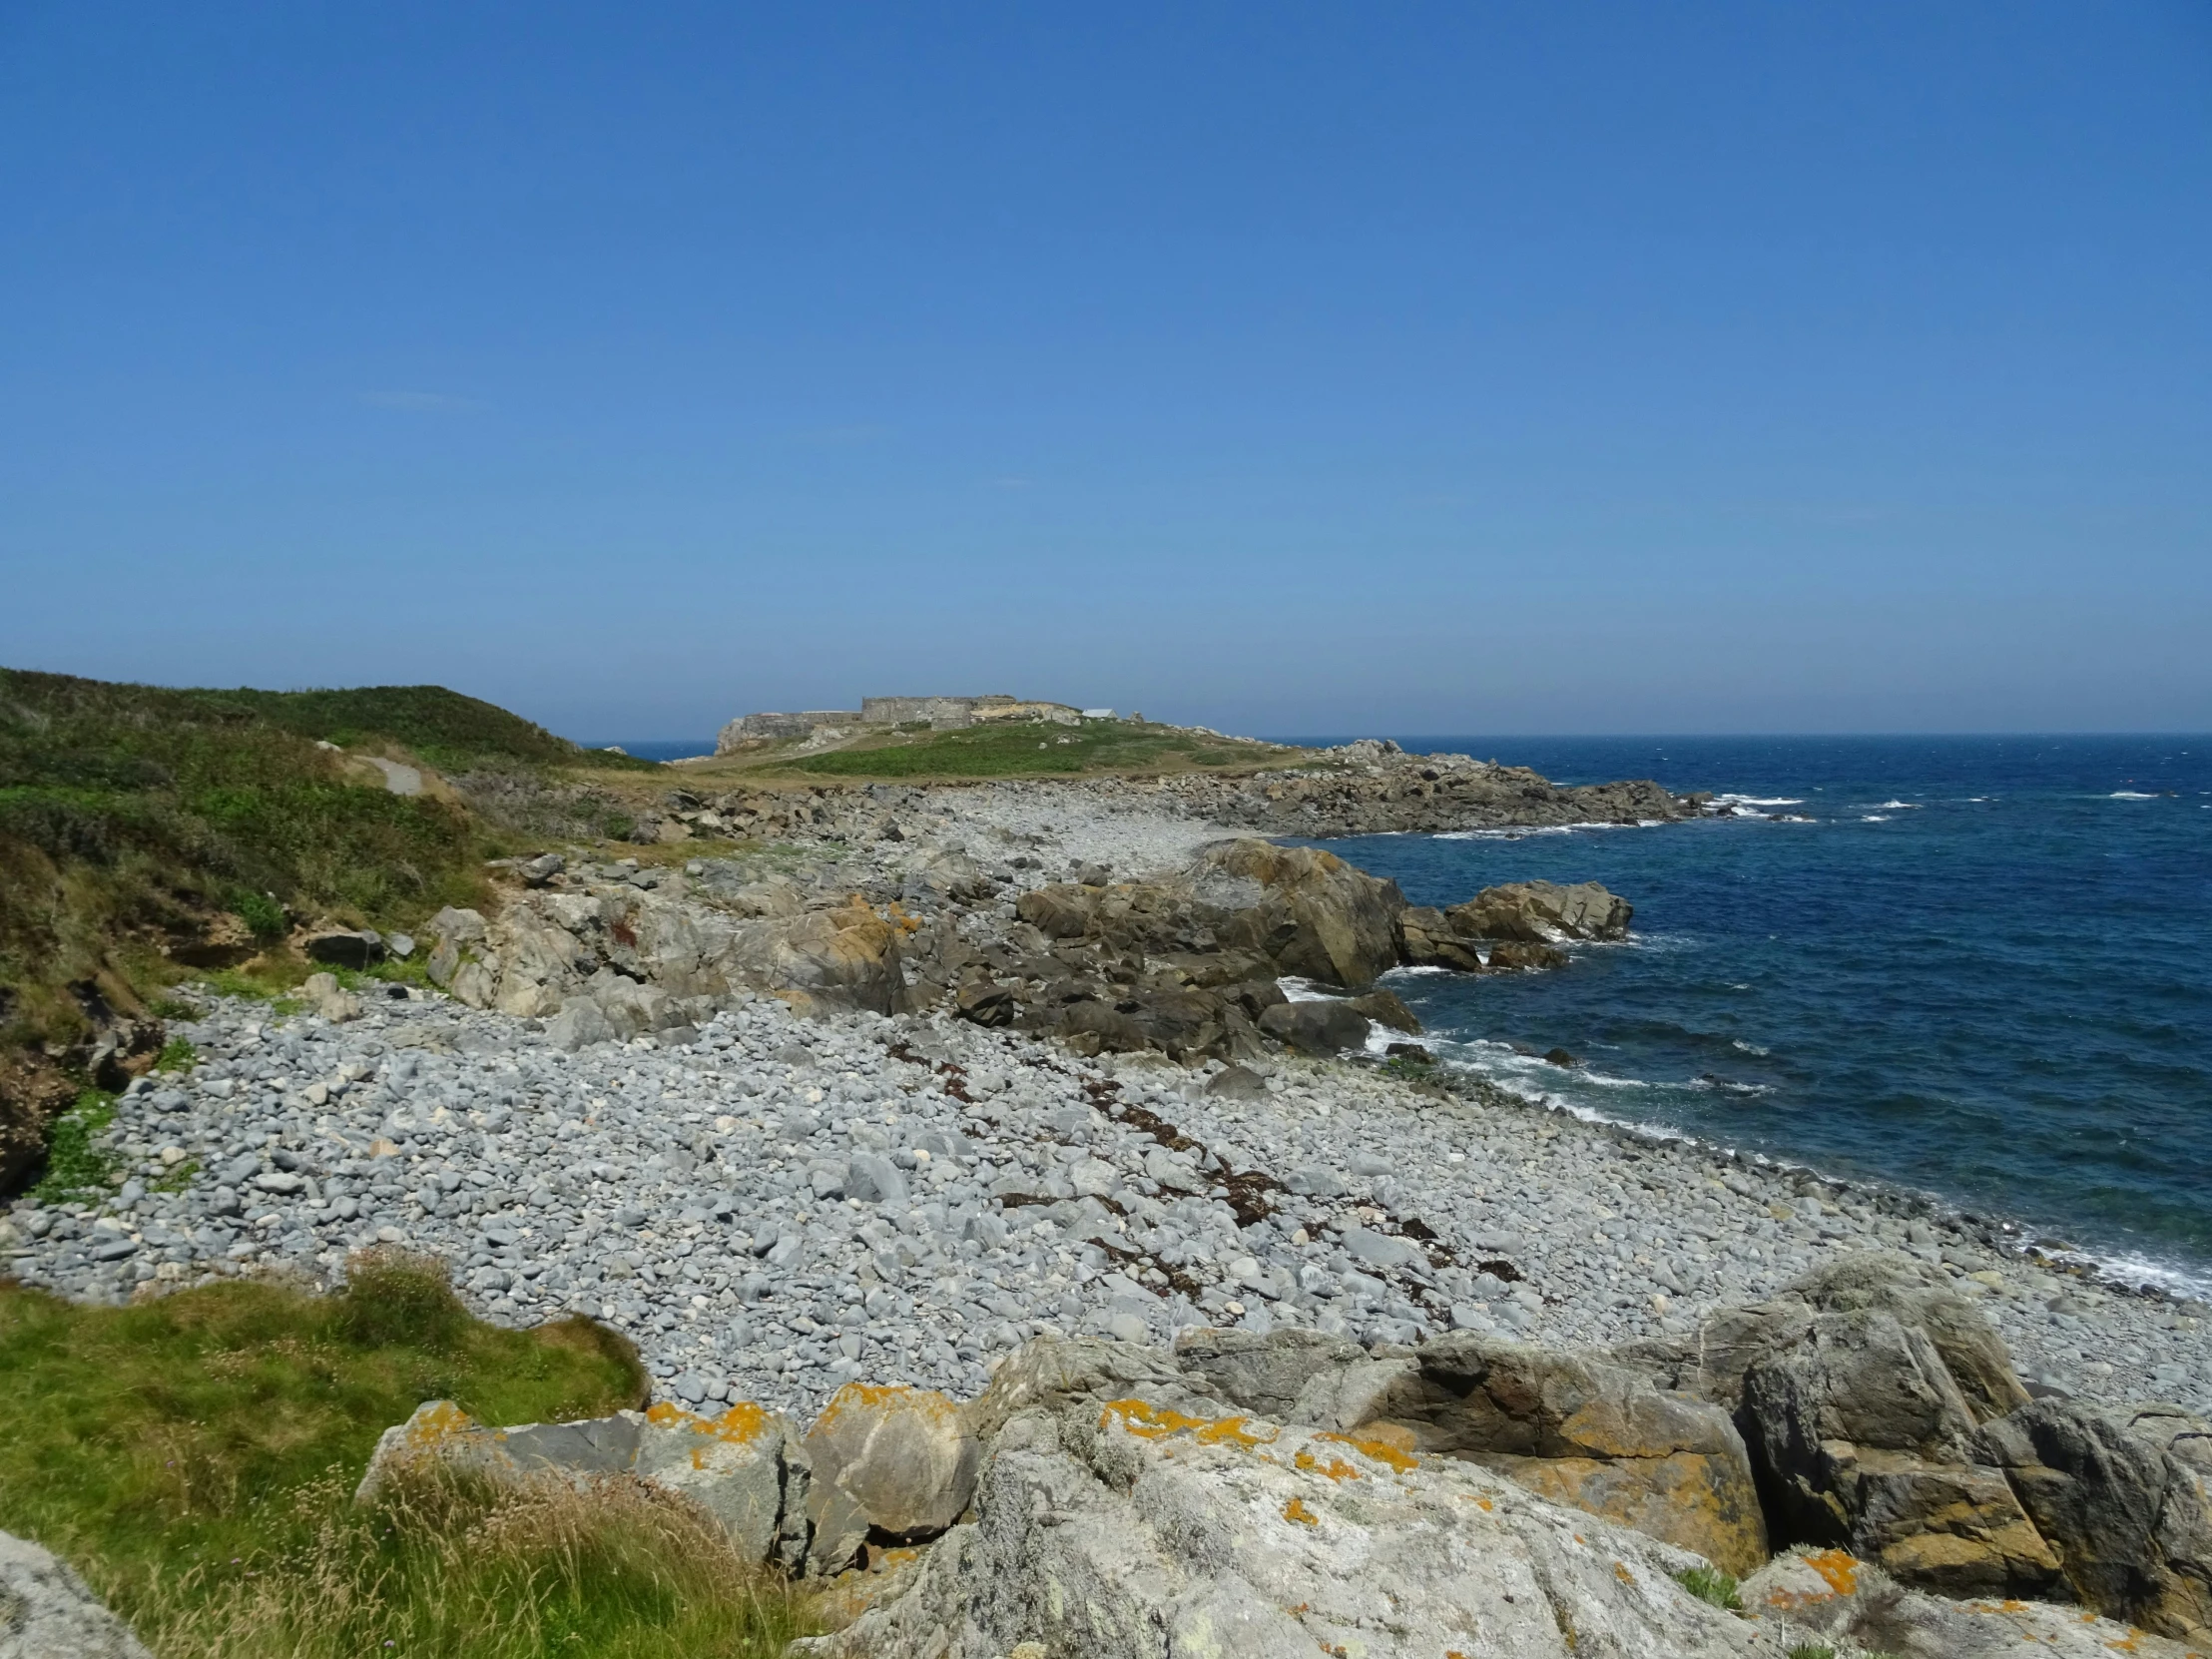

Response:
(1276, 736), (2212, 1293)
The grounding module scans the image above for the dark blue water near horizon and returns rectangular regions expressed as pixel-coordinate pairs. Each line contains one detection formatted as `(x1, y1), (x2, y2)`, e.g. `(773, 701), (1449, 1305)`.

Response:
(1268, 736), (2212, 1294)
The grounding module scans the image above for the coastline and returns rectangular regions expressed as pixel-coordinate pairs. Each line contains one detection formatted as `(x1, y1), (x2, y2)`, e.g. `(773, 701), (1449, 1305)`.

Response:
(6, 763), (2205, 1426)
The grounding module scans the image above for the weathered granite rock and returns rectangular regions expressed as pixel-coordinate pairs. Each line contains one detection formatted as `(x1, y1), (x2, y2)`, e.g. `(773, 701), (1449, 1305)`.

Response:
(0, 1530), (153, 1659)
(1742, 1545), (2200, 1658)
(1737, 1303), (2059, 1597)
(1187, 839), (1405, 990)
(792, 1394), (1784, 1659)
(1975, 1398), (2212, 1638)
(1346, 986), (1420, 1034)
(351, 1397), (800, 1563)
(804, 1383), (980, 1574)
(728, 901), (912, 1018)
(1446, 880), (1632, 943)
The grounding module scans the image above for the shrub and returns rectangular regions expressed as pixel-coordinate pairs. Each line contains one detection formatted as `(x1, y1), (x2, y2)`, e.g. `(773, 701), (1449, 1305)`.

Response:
(28, 1088), (119, 1201)
(233, 887), (288, 940)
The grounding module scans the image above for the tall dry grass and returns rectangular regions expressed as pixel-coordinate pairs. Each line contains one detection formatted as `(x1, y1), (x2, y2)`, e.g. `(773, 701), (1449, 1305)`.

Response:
(118, 1463), (815, 1659)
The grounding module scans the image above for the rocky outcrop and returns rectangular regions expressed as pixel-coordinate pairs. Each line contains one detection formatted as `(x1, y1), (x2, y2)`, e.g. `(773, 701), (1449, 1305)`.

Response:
(803, 1383), (980, 1575)
(426, 884), (910, 1037)
(1743, 1544), (2200, 1658)
(1975, 1398), (2212, 1639)
(1446, 879), (1634, 943)
(796, 1371), (1779, 1659)
(1179, 1328), (1768, 1577)
(0, 1529), (154, 1659)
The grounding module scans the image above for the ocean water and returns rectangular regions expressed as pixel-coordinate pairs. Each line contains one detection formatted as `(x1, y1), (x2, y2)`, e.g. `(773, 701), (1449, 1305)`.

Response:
(1276, 736), (2212, 1294)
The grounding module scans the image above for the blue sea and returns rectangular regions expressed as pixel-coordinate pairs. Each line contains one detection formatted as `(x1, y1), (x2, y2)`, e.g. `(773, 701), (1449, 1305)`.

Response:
(1269, 737), (2212, 1295)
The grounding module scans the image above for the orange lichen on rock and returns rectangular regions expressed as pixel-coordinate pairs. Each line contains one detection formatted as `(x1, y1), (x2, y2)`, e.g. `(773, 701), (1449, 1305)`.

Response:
(400, 1400), (476, 1447)
(1313, 1430), (1418, 1473)
(1614, 1562), (1635, 1585)
(1293, 1449), (1362, 1482)
(647, 1398), (772, 1445)
(1283, 1497), (1319, 1527)
(1100, 1399), (1280, 1450)
(1805, 1549), (1860, 1597)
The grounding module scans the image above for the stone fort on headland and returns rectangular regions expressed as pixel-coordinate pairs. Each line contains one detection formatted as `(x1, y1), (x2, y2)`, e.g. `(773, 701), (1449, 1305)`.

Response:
(716, 694), (1118, 753)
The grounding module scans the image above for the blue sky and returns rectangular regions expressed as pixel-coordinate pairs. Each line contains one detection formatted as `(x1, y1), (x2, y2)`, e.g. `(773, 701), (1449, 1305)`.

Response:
(3, 3), (2207, 740)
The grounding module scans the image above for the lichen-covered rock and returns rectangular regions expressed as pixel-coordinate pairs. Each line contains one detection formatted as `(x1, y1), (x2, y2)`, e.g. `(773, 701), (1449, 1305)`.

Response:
(804, 1383), (980, 1575)
(1742, 1545), (2199, 1658)
(0, 1530), (154, 1659)
(792, 1397), (1787, 1659)
(351, 1397), (802, 1564)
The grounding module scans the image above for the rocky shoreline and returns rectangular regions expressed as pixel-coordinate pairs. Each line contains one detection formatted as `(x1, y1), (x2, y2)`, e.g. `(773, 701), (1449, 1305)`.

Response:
(6, 742), (2209, 1651)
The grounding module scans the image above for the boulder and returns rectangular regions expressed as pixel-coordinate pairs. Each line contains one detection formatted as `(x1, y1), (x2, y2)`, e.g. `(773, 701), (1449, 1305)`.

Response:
(1395, 904), (1486, 972)
(351, 1398), (801, 1565)
(1743, 1544), (2200, 1658)
(545, 997), (616, 1051)
(299, 971), (360, 1023)
(0, 1529), (154, 1659)
(1258, 998), (1371, 1056)
(804, 1384), (980, 1575)
(1187, 838), (1406, 989)
(792, 1392), (1782, 1659)
(1445, 880), (1632, 942)
(1735, 1300), (2059, 1597)
(304, 929), (383, 969)
(1488, 939), (1570, 971)
(1346, 986), (1420, 1033)
(726, 900), (912, 1018)
(1205, 1063), (1269, 1101)
(1974, 1398), (2212, 1638)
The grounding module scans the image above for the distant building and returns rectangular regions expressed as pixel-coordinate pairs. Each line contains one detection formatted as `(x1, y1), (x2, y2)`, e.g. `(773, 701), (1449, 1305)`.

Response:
(1081, 709), (1116, 720)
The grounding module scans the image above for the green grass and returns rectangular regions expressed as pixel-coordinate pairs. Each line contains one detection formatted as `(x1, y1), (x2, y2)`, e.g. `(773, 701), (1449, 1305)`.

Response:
(1785, 1647), (1837, 1659)
(1673, 1565), (1743, 1611)
(1, 668), (495, 1046)
(779, 719), (1292, 779)
(0, 1253), (806, 1657)
(27, 1087), (120, 1202)
(154, 1038), (198, 1073)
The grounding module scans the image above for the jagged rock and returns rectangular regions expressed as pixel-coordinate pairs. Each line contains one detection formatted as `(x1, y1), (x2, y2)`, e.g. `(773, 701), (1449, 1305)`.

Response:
(729, 901), (912, 1018)
(1259, 998), (1371, 1055)
(1204, 1063), (1269, 1100)
(1186, 839), (1405, 989)
(0, 1529), (154, 1659)
(1446, 879), (1633, 942)
(1975, 1398), (2212, 1637)
(792, 1391), (1783, 1659)
(804, 1384), (980, 1575)
(1743, 1544), (2200, 1657)
(1729, 1264), (2060, 1598)
(1395, 904), (1486, 971)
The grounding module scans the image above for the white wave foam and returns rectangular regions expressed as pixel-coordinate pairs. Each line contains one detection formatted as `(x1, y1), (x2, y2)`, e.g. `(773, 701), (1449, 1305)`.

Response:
(1861, 814), (1892, 823)
(2110, 791), (2158, 800)
(1712, 794), (1805, 807)
(1874, 800), (1921, 810)
(1733, 1039), (1771, 1056)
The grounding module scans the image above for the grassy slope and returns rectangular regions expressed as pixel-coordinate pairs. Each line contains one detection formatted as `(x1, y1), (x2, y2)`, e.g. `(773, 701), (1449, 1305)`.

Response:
(0, 671), (665, 1043)
(761, 719), (1299, 780)
(0, 1255), (809, 1657)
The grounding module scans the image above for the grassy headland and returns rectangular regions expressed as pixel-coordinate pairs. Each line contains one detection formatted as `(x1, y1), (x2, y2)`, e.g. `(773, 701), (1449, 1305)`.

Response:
(718, 718), (1300, 782)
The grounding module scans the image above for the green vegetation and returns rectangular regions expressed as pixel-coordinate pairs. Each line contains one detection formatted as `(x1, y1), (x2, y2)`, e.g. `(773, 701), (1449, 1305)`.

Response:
(0, 1254), (807, 1657)
(1785, 1647), (1837, 1659)
(183, 683), (658, 775)
(1673, 1565), (1743, 1611)
(154, 1037), (198, 1073)
(778, 719), (1294, 780)
(26, 1087), (119, 1202)
(0, 669), (488, 1040)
